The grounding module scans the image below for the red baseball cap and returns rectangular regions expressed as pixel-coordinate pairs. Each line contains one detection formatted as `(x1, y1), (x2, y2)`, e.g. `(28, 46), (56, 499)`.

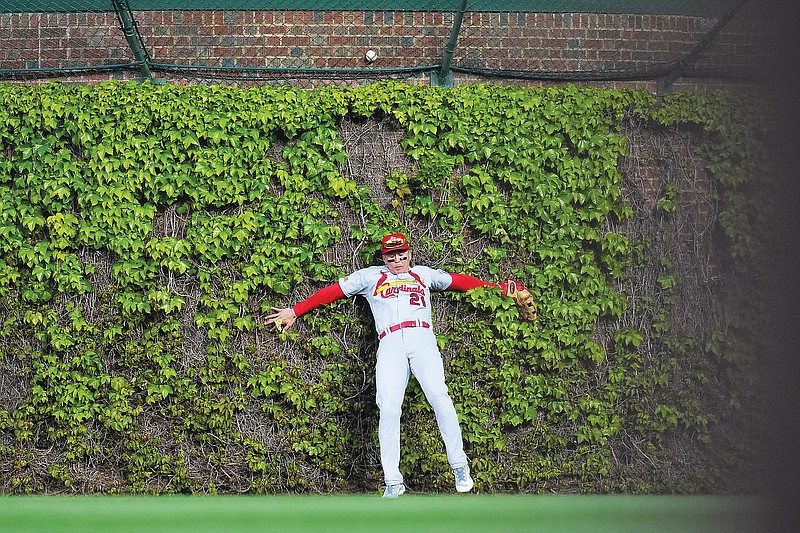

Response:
(381, 233), (410, 254)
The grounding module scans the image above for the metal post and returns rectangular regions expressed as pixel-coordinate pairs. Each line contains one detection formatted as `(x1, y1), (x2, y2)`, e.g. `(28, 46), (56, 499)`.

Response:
(112, 0), (155, 82)
(657, 0), (749, 95)
(431, 0), (468, 88)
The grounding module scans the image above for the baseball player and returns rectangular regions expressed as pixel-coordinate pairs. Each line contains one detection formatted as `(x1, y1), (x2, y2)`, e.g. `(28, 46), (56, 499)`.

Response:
(267, 233), (533, 497)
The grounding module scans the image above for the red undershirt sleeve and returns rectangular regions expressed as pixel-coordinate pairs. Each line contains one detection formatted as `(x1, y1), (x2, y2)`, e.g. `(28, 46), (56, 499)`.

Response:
(447, 273), (500, 292)
(292, 282), (346, 317)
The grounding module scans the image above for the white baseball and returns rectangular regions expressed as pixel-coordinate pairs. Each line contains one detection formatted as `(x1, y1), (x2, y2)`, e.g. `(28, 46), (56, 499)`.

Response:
(365, 50), (378, 62)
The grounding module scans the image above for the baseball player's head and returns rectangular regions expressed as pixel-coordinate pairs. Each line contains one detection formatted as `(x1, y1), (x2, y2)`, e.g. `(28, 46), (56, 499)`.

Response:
(381, 233), (411, 274)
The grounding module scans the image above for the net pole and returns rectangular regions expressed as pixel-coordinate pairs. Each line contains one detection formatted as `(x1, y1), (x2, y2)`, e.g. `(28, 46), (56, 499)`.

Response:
(112, 0), (153, 81)
(432, 0), (468, 87)
(657, 0), (750, 94)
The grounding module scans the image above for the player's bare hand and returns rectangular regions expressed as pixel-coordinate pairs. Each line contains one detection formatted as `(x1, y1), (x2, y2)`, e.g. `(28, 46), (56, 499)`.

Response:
(266, 307), (297, 333)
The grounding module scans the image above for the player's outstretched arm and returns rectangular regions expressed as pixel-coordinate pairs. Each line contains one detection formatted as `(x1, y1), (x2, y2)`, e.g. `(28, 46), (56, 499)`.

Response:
(266, 282), (346, 333)
(447, 274), (537, 322)
(447, 273), (501, 292)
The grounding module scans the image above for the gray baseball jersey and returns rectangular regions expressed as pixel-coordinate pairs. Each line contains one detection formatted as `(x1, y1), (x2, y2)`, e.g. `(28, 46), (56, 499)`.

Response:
(338, 265), (453, 335)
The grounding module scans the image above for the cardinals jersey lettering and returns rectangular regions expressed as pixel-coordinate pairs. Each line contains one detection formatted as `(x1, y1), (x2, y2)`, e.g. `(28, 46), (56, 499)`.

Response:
(339, 265), (452, 334)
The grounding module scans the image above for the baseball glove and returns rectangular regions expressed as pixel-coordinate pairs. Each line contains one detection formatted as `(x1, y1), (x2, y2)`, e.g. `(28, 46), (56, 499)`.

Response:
(502, 279), (537, 322)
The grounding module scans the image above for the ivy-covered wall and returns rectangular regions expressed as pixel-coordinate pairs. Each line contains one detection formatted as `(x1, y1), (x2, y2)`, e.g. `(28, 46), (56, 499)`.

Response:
(0, 81), (769, 494)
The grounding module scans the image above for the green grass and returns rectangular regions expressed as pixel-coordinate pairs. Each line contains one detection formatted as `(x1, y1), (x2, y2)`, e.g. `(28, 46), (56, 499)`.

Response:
(0, 494), (764, 533)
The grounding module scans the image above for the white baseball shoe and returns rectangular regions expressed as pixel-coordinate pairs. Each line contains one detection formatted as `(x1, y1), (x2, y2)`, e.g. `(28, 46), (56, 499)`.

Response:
(382, 483), (406, 498)
(453, 465), (474, 493)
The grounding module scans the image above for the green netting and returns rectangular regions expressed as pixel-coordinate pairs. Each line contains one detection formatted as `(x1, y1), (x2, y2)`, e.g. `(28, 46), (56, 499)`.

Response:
(0, 1), (740, 16)
(0, 0), (773, 88)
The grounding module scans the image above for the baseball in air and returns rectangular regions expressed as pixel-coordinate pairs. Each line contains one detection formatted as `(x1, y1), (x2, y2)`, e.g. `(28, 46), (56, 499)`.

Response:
(365, 49), (378, 62)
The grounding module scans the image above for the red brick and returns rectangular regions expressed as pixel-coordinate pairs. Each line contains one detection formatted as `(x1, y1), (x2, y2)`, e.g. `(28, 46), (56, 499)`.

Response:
(0, 7), (771, 90)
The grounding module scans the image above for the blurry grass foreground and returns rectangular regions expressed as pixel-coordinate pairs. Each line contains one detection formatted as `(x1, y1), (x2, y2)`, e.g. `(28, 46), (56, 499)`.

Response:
(0, 494), (764, 533)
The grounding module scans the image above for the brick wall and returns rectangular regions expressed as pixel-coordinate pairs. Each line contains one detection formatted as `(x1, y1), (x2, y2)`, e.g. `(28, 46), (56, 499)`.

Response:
(0, 5), (773, 91)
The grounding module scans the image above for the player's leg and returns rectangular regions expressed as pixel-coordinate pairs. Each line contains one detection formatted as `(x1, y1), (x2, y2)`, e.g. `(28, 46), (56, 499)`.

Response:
(375, 338), (412, 488)
(404, 329), (469, 471)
